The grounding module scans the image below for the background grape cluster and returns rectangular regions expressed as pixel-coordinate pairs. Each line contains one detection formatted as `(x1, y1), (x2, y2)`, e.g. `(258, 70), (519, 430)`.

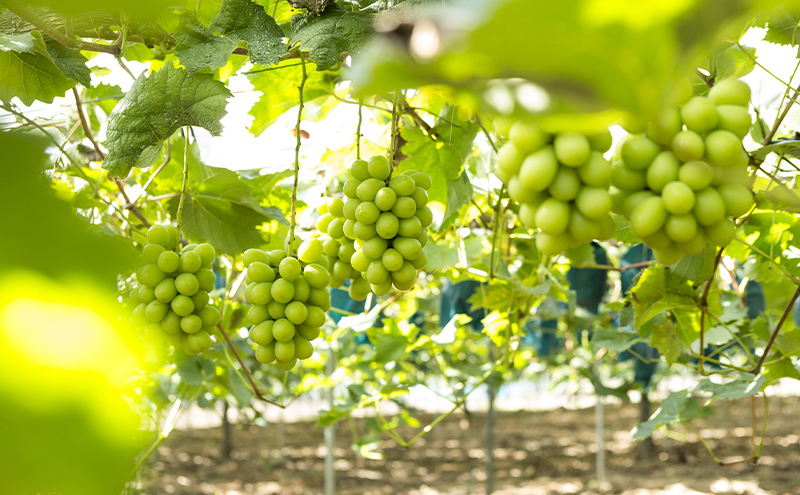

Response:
(494, 122), (617, 255)
(129, 225), (220, 355)
(243, 237), (331, 371)
(611, 78), (755, 265)
(317, 156), (433, 300)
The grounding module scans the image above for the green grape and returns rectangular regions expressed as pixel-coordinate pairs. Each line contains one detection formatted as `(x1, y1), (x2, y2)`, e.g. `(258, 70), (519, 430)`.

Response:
(285, 301), (308, 325)
(509, 121), (548, 153)
(333, 260), (351, 281)
(665, 214), (697, 243)
(139, 264), (167, 288)
(154, 278), (178, 303)
(182, 244), (197, 253)
(357, 178), (385, 202)
(243, 248), (270, 268)
(323, 238), (340, 257)
(536, 232), (569, 255)
(374, 187), (397, 211)
(297, 324), (321, 341)
(147, 225), (173, 249)
(369, 278), (391, 296)
(353, 221), (378, 240)
(642, 229), (672, 250)
(554, 132), (590, 167)
(376, 212), (400, 239)
(343, 179), (361, 199)
(716, 105), (751, 138)
(191, 290), (209, 311)
(146, 300), (169, 322)
(327, 198), (345, 218)
(327, 218), (345, 239)
(279, 257), (302, 281)
(157, 251), (180, 273)
(343, 198), (360, 221)
(180, 314), (203, 334)
(175, 273), (199, 296)
(274, 339), (296, 361)
(351, 250), (370, 272)
(251, 282), (273, 305)
(706, 218), (735, 246)
(317, 202), (329, 215)
(362, 237), (389, 260)
(622, 191), (656, 219)
(180, 251), (202, 274)
(416, 231), (429, 248)
(142, 244), (166, 266)
(493, 117), (513, 136)
(248, 261), (275, 283)
(268, 300), (287, 319)
(661, 181), (696, 215)
(368, 155), (391, 180)
(394, 237), (422, 260)
(389, 175), (416, 197)
(717, 183), (754, 217)
(161, 310), (182, 334)
(678, 161), (713, 191)
(143, 323), (166, 345)
(630, 197), (667, 238)
(410, 187), (429, 209)
(646, 107), (682, 145)
(382, 249), (404, 271)
(171, 294), (195, 317)
(284, 234), (301, 254)
(587, 129), (613, 152)
(188, 332), (212, 353)
(391, 261), (416, 284)
(165, 332), (183, 348)
(508, 176), (543, 205)
(410, 172), (432, 190)
(645, 152), (680, 193)
(416, 207), (433, 229)
(410, 251), (427, 270)
(343, 219), (357, 240)
(518, 147), (558, 191)
(338, 243), (356, 262)
(348, 276), (371, 301)
(680, 96), (719, 133)
(671, 130), (705, 162)
(196, 268), (216, 292)
(293, 276), (310, 302)
(610, 161), (647, 192)
(693, 188), (726, 226)
(654, 246), (683, 265)
(271, 278), (295, 303)
(534, 198), (570, 235)
(133, 303), (149, 325)
(194, 243), (215, 266)
(609, 187), (627, 214)
(398, 216), (422, 238)
(575, 187), (611, 219)
(303, 264), (330, 288)
(569, 209), (601, 244)
(519, 203), (537, 229)
(139, 284), (156, 304)
(577, 152), (612, 187)
(269, 250), (287, 264)
(256, 343), (277, 364)
(356, 202), (381, 224)
(298, 238), (324, 263)
(305, 306), (326, 328)
(247, 304), (269, 324)
(708, 79), (750, 107)
(547, 167), (581, 201)
(275, 357), (296, 371)
(391, 197), (417, 219)
(366, 260), (389, 284)
(128, 288), (141, 306)
(621, 136), (660, 170)
(675, 229), (706, 255)
(705, 130), (743, 167)
(392, 277), (415, 291)
(251, 321), (275, 345)
(293, 336), (314, 360)
(316, 213), (334, 233)
(351, 159), (371, 180)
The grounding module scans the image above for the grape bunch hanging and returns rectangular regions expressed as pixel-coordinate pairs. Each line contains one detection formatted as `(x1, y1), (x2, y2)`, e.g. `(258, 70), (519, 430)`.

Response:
(316, 156), (432, 300)
(243, 236), (331, 371)
(611, 78), (754, 265)
(129, 224), (221, 355)
(493, 122), (616, 255)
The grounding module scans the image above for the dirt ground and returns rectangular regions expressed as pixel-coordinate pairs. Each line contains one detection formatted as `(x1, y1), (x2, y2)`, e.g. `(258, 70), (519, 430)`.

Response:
(138, 397), (800, 495)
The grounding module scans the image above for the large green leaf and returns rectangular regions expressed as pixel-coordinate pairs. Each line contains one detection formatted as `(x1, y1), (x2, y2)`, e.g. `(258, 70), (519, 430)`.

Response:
(631, 390), (690, 440)
(102, 62), (231, 178)
(246, 60), (339, 136)
(45, 42), (91, 87)
(695, 373), (765, 403)
(175, 0), (288, 74)
(629, 264), (699, 346)
(670, 242), (717, 285)
(590, 328), (637, 352)
(705, 45), (756, 81)
(289, 6), (373, 71)
(0, 31), (75, 105)
(397, 126), (461, 216)
(765, 8), (800, 46)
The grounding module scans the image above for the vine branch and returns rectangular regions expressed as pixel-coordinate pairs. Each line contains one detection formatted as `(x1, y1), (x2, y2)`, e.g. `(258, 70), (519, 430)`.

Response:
(288, 50), (308, 257)
(750, 284), (800, 375)
(175, 128), (190, 246)
(215, 324), (284, 408)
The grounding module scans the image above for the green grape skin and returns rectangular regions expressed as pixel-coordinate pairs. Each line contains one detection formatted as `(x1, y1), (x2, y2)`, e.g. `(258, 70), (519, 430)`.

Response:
(180, 251), (202, 274)
(161, 310), (182, 334)
(368, 155), (391, 180)
(534, 198), (570, 235)
(357, 178), (385, 202)
(680, 96), (719, 133)
(165, 332), (183, 348)
(267, 300), (287, 319)
(622, 191), (656, 219)
(410, 172), (432, 190)
(646, 151), (680, 193)
(317, 202), (329, 215)
(128, 288), (141, 306)
(157, 251), (180, 273)
(654, 246), (683, 265)
(285, 301), (308, 325)
(353, 221), (378, 240)
(674, 229), (706, 255)
(305, 306), (326, 328)
(509, 121), (548, 153)
(671, 130), (705, 162)
(382, 249), (404, 271)
(410, 187), (428, 209)
(518, 147), (558, 191)
(180, 314), (203, 334)
(547, 167), (581, 201)
(139, 264), (167, 288)
(536, 232), (569, 255)
(171, 294), (195, 317)
(393, 237), (422, 260)
(575, 187), (611, 219)
(316, 213), (334, 233)
(327, 218), (345, 239)
(661, 181), (696, 215)
(343, 219), (357, 240)
(269, 250), (287, 265)
(196, 268), (215, 292)
(194, 243), (215, 266)
(391, 261), (417, 284)
(665, 214), (698, 243)
(188, 332), (212, 353)
(366, 260), (390, 284)
(351, 249), (370, 272)
(356, 202), (381, 224)
(410, 251), (427, 270)
(297, 324), (321, 341)
(333, 260), (351, 281)
(708, 79), (750, 107)
(343, 198), (360, 221)
(705, 130), (743, 167)
(247, 304), (270, 324)
(133, 303), (149, 325)
(416, 231), (428, 248)
(642, 229), (672, 250)
(338, 243), (356, 263)
(362, 237), (389, 260)
(154, 278), (178, 303)
(271, 278), (295, 303)
(374, 187), (397, 211)
(142, 244), (166, 266)
(646, 107), (682, 146)
(274, 339), (296, 361)
(139, 284), (156, 304)
(587, 129), (613, 152)
(508, 175), (543, 205)
(568, 209), (601, 244)
(293, 336), (314, 360)
(276, 357), (297, 371)
(175, 273), (199, 296)
(251, 320), (275, 346)
(398, 216), (422, 238)
(293, 276), (310, 302)
(597, 215), (616, 241)
(243, 249), (270, 268)
(416, 206), (433, 228)
(248, 262), (275, 284)
(182, 244), (197, 253)
(323, 238), (340, 257)
(494, 117), (513, 137)
(343, 179), (361, 199)
(191, 290), (209, 311)
(621, 136), (660, 170)
(279, 257), (302, 281)
(389, 175), (416, 197)
(554, 132), (590, 167)
(519, 203), (537, 229)
(391, 277), (413, 291)
(678, 161), (713, 191)
(298, 238), (324, 263)
(250, 282), (273, 305)
(706, 218), (735, 246)
(717, 183), (754, 217)
(610, 161), (647, 192)
(577, 152), (612, 187)
(255, 343), (277, 364)
(303, 264), (330, 289)
(198, 306), (220, 327)
(308, 287), (330, 307)
(350, 159), (371, 180)
(348, 276), (371, 301)
(147, 225), (172, 249)
(145, 300), (169, 322)
(371, 278), (393, 296)
(391, 197), (417, 219)
(693, 188), (726, 226)
(609, 187), (627, 214)
(327, 198), (345, 218)
(630, 197), (667, 238)
(716, 105), (751, 139)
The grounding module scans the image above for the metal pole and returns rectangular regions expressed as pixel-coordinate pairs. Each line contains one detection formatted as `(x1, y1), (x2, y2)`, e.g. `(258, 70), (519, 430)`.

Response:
(595, 398), (606, 482)
(324, 349), (335, 495)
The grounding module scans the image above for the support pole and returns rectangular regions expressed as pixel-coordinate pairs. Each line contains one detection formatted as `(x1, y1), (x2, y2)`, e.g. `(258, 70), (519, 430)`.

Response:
(595, 398), (606, 482)
(324, 349), (335, 495)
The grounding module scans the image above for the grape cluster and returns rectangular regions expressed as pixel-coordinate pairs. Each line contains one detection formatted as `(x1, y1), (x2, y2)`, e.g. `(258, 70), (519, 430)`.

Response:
(129, 224), (220, 355)
(243, 237), (331, 371)
(316, 156), (432, 300)
(611, 79), (755, 265)
(494, 121), (616, 255)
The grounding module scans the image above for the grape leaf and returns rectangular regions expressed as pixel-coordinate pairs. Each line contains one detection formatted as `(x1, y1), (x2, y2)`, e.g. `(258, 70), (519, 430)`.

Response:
(439, 172), (473, 232)
(289, 6), (373, 71)
(102, 62), (231, 178)
(84, 83), (124, 116)
(591, 328), (637, 352)
(174, 0), (288, 74)
(397, 126), (461, 210)
(705, 45), (756, 81)
(246, 60), (339, 136)
(45, 42), (91, 87)
(0, 31), (75, 105)
(629, 264), (699, 346)
(765, 8), (800, 46)
(670, 242), (717, 285)
(695, 373), (765, 403)
(632, 390), (690, 439)
(649, 319), (683, 365)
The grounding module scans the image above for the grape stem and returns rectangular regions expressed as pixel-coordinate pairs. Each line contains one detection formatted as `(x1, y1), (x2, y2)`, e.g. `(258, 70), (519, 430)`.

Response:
(750, 284), (800, 375)
(488, 184), (506, 280)
(697, 247), (724, 375)
(215, 324), (285, 408)
(175, 127), (191, 249)
(386, 91), (401, 180)
(356, 102), (363, 160)
(288, 50), (308, 257)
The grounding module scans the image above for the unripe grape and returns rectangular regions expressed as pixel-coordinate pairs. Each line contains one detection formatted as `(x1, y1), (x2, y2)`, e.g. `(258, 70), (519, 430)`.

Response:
(357, 178), (385, 202)
(180, 251), (202, 273)
(271, 278), (295, 303)
(366, 260), (389, 284)
(534, 198), (570, 234)
(368, 155), (392, 180)
(171, 294), (195, 317)
(665, 214), (698, 243)
(355, 221), (379, 240)
(269, 250), (287, 265)
(410, 187), (428, 209)
(678, 161), (713, 191)
(398, 216), (422, 237)
(305, 306), (326, 328)
(158, 251), (180, 273)
(717, 183), (753, 217)
(716, 105), (751, 138)
(706, 218), (736, 246)
(268, 300), (286, 319)
(350, 159), (371, 180)
(191, 289), (209, 310)
(693, 188), (726, 226)
(343, 219), (357, 240)
(391, 197), (417, 219)
(708, 79), (750, 107)
(356, 202), (381, 224)
(139, 264), (167, 288)
(279, 257), (302, 280)
(621, 136), (660, 170)
(705, 130), (743, 167)
(577, 152), (612, 187)
(646, 152), (680, 193)
(256, 343), (277, 364)
(349, 276), (371, 301)
(316, 213), (334, 233)
(327, 217), (345, 239)
(554, 132), (590, 166)
(333, 260), (351, 280)
(681, 96), (719, 133)
(147, 225), (173, 248)
(392, 261), (417, 284)
(155, 278), (178, 303)
(410, 251), (427, 270)
(611, 161), (647, 192)
(338, 243), (356, 263)
(547, 167), (581, 201)
(303, 264), (330, 288)
(410, 172), (432, 190)
(248, 261), (275, 283)
(298, 238), (323, 263)
(416, 231), (428, 248)
(661, 181), (696, 215)
(293, 336), (314, 360)
(142, 244), (166, 266)
(374, 187), (397, 211)
(536, 232), (569, 255)
(362, 237), (389, 260)
(196, 268), (216, 291)
(293, 276), (310, 302)
(161, 310), (182, 334)
(274, 339), (296, 361)
(181, 314), (203, 334)
(382, 249), (404, 271)
(376, 212), (400, 239)
(188, 332), (212, 352)
(146, 300), (169, 322)
(343, 198), (360, 221)
(392, 277), (415, 291)
(276, 357), (297, 371)
(194, 243), (215, 266)
(327, 198), (345, 218)
(351, 249), (370, 272)
(247, 304), (269, 324)
(575, 187), (611, 219)
(630, 197), (667, 238)
(284, 301), (308, 325)
(389, 175), (416, 196)
(323, 238), (340, 257)
(371, 278), (393, 296)
(243, 249), (270, 268)
(175, 273), (199, 296)
(198, 306), (221, 328)
(518, 147), (558, 191)
(139, 284), (156, 304)
(308, 287), (330, 307)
